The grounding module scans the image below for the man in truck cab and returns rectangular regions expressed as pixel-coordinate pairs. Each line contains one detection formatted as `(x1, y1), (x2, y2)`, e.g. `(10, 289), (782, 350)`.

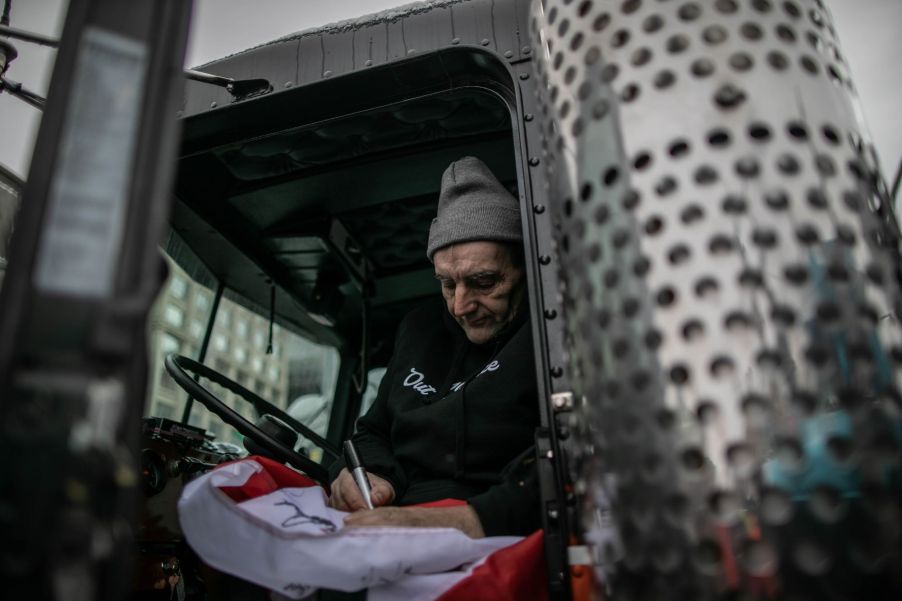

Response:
(328, 157), (540, 538)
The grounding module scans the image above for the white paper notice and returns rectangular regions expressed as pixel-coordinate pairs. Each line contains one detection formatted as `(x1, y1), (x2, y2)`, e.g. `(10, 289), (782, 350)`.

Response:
(34, 27), (147, 298)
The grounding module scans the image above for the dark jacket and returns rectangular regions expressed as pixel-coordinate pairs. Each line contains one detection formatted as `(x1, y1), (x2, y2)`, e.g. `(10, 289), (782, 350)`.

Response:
(329, 298), (540, 536)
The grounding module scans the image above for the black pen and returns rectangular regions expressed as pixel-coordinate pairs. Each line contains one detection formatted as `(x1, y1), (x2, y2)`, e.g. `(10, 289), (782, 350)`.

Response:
(343, 440), (374, 510)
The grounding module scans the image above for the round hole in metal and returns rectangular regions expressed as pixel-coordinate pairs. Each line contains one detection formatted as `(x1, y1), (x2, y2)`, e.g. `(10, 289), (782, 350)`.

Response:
(593, 12), (611, 32)
(767, 50), (789, 70)
(751, 0), (773, 14)
(702, 25), (728, 45)
(642, 14), (665, 34)
(631, 46), (653, 66)
(611, 28), (631, 48)
(708, 233), (733, 254)
(814, 154), (836, 177)
(786, 120), (808, 140)
(799, 54), (820, 75)
(620, 83), (641, 102)
(691, 57), (715, 77)
(621, 0), (641, 15)
(783, 1), (801, 19)
(694, 164), (719, 185)
(696, 276), (719, 298)
(668, 138), (691, 158)
(669, 363), (690, 384)
(666, 33), (690, 54)
(715, 0), (738, 15)
(735, 156), (761, 178)
(602, 166), (621, 186)
(776, 153), (801, 175)
(592, 98), (610, 119)
(764, 189), (790, 211)
(771, 304), (796, 326)
(655, 176), (678, 197)
(749, 122), (770, 142)
(623, 189), (641, 210)
(821, 124), (841, 144)
(668, 244), (691, 265)
(722, 194), (748, 214)
(653, 69), (676, 89)
(601, 63), (620, 82)
(707, 128), (731, 147)
(557, 18), (570, 38)
(682, 204), (705, 224)
(633, 151), (653, 171)
(795, 222), (820, 245)
(645, 214), (665, 235)
(678, 2), (702, 22)
(729, 52), (754, 71)
(657, 286), (677, 307)
(682, 319), (705, 342)
(594, 204), (609, 224)
(775, 23), (797, 43)
(741, 22), (764, 41)
(570, 32), (585, 51)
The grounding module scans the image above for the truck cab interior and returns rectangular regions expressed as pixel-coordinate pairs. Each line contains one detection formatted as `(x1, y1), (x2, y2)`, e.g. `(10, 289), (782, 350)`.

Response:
(136, 47), (542, 597)
(163, 45), (522, 455)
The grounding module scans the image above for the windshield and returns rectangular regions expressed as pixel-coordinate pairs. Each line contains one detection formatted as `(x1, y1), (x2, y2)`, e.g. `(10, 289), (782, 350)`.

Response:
(145, 244), (340, 462)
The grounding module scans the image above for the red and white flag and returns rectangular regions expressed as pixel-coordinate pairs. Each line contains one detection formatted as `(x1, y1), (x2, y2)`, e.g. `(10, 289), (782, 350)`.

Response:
(177, 456), (547, 601)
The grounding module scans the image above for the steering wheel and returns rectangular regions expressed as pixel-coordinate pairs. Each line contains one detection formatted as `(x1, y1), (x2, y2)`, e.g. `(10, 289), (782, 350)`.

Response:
(163, 354), (340, 487)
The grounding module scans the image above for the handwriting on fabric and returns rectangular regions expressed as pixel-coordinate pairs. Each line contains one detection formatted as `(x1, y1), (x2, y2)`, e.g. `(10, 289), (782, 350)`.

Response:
(276, 499), (338, 533)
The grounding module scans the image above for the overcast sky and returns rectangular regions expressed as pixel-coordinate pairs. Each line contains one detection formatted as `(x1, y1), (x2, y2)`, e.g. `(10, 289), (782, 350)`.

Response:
(0, 0), (899, 181)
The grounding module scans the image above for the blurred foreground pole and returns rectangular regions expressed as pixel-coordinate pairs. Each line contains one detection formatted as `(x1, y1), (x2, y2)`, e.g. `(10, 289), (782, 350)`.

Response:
(530, 0), (901, 599)
(0, 0), (192, 599)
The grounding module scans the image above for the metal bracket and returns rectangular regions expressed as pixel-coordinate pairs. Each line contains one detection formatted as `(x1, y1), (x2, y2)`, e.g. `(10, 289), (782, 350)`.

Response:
(551, 391), (573, 412)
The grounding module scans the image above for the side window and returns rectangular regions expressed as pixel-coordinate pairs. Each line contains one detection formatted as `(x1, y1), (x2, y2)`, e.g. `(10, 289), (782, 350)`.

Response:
(146, 236), (340, 461)
(358, 367), (387, 418)
(282, 329), (340, 462)
(145, 256), (216, 420)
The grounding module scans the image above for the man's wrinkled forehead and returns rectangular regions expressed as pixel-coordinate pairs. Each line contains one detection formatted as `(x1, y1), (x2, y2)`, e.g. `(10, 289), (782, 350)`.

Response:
(432, 241), (516, 277)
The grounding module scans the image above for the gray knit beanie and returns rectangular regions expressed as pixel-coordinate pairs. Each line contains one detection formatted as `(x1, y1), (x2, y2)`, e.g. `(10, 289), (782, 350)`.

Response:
(426, 157), (522, 261)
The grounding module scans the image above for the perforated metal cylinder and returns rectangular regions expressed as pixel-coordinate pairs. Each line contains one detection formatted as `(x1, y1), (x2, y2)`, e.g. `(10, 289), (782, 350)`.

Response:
(529, 1), (902, 599)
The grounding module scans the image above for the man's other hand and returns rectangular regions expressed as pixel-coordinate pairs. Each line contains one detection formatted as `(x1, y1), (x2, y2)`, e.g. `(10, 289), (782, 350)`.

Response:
(329, 468), (395, 511)
(343, 505), (486, 539)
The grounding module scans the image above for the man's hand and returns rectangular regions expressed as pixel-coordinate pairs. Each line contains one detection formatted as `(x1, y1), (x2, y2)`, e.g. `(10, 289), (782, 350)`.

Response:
(329, 468), (395, 511)
(343, 505), (486, 539)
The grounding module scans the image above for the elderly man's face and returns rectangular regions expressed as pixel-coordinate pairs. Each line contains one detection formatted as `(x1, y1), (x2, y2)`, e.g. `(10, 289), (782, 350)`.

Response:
(433, 241), (525, 345)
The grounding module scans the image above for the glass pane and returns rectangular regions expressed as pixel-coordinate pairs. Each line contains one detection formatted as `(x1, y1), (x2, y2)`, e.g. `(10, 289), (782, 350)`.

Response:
(189, 318), (205, 340)
(212, 333), (228, 352)
(144, 245), (216, 420)
(284, 333), (341, 463)
(169, 274), (188, 299)
(0, 167), (22, 294)
(185, 291), (340, 464)
(236, 318), (249, 337)
(195, 289), (211, 311)
(359, 367), (387, 417)
(163, 304), (184, 328)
